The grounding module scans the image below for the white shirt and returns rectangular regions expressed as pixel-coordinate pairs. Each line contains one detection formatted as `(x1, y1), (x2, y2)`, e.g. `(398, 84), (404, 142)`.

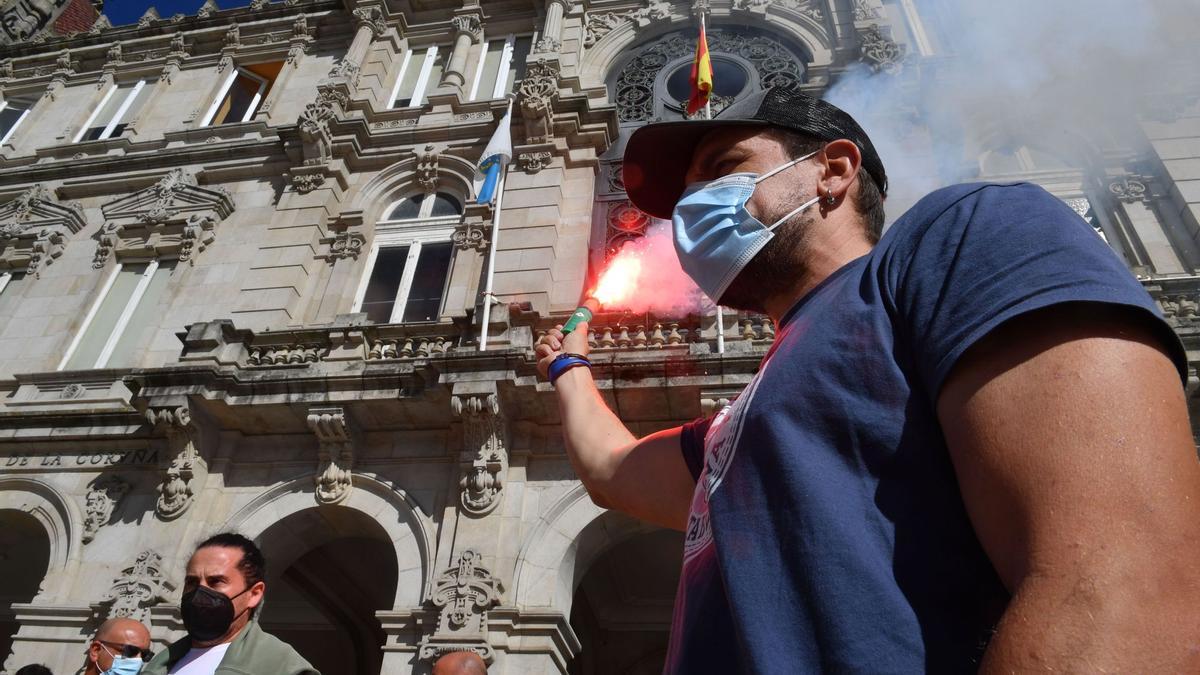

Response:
(167, 643), (231, 675)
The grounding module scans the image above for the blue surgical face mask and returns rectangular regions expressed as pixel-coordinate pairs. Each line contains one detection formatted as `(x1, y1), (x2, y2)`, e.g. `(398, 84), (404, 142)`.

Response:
(100, 643), (144, 675)
(672, 149), (823, 304)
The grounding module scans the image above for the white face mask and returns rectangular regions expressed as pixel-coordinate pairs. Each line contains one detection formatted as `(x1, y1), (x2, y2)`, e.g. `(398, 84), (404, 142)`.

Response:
(98, 642), (145, 675)
(671, 150), (823, 303)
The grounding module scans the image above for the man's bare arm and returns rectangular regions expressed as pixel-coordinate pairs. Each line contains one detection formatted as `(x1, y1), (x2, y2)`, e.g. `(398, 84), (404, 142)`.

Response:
(537, 322), (695, 530)
(938, 305), (1200, 672)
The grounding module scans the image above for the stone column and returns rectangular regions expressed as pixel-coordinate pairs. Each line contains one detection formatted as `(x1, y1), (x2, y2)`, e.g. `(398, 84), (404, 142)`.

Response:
(327, 5), (386, 84)
(535, 0), (568, 52)
(443, 14), (483, 88)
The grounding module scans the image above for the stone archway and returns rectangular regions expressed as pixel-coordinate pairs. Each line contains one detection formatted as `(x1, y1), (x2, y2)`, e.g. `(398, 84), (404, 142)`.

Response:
(255, 506), (399, 675)
(0, 510), (51, 670)
(567, 528), (682, 675)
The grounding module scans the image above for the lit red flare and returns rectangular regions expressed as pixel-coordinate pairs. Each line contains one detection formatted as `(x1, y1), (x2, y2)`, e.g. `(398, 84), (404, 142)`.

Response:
(592, 251), (643, 307)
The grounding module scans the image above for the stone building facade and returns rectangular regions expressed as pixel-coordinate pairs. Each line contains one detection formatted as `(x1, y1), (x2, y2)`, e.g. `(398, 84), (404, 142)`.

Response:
(0, 0), (1197, 673)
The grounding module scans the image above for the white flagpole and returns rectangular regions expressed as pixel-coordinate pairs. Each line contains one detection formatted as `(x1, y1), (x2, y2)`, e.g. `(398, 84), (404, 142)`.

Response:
(478, 98), (514, 351)
(700, 12), (725, 355)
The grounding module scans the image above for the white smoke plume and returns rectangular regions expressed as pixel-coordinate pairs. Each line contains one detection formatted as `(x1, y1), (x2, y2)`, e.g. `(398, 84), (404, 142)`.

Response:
(823, 0), (1200, 221)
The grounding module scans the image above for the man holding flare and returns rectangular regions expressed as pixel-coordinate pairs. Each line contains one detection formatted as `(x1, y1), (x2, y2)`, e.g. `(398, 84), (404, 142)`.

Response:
(535, 86), (1200, 672)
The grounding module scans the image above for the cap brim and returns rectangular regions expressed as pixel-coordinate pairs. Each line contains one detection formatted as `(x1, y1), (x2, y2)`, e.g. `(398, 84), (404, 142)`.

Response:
(624, 118), (767, 220)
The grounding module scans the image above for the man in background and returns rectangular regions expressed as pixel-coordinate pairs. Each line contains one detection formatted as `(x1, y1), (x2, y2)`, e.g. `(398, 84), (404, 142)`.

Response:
(81, 617), (151, 675)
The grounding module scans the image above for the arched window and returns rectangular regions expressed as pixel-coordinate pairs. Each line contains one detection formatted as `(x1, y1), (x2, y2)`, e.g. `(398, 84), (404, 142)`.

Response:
(351, 192), (463, 324)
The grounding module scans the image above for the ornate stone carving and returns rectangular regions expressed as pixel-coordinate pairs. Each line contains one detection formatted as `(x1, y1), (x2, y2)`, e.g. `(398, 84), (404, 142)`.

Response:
(0, 185), (86, 277)
(297, 91), (343, 165)
(105, 42), (123, 66)
(853, 0), (884, 21)
(419, 550), (502, 664)
(0, 60), (12, 79)
(450, 14), (482, 40)
(327, 58), (360, 82)
(250, 0), (268, 9)
(82, 475), (130, 544)
(147, 405), (203, 520)
(224, 24), (240, 50)
(451, 394), (507, 516)
(292, 14), (308, 38)
(859, 25), (906, 74)
(533, 36), (560, 53)
(54, 48), (72, 72)
(614, 28), (806, 123)
(353, 6), (387, 39)
(307, 407), (354, 504)
(518, 151), (552, 174)
(136, 7), (159, 28)
(583, 11), (628, 48)
(517, 59), (559, 144)
(60, 382), (86, 399)
(98, 550), (175, 623)
(290, 173), (324, 194)
(0, 0), (70, 44)
(196, 0), (218, 18)
(452, 220), (488, 251)
(732, 0), (771, 12)
(328, 228), (365, 260)
(168, 32), (186, 56)
(415, 144), (440, 192)
(88, 15), (111, 35)
(1109, 176), (1150, 204)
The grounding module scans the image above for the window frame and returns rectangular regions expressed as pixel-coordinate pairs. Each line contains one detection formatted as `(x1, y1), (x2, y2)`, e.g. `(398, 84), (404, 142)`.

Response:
(57, 260), (161, 370)
(468, 33), (532, 102)
(0, 98), (32, 145)
(350, 195), (461, 323)
(73, 79), (150, 143)
(200, 66), (270, 127)
(388, 45), (441, 109)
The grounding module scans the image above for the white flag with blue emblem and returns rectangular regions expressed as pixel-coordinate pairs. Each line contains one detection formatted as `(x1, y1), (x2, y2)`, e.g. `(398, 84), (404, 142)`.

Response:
(474, 102), (513, 205)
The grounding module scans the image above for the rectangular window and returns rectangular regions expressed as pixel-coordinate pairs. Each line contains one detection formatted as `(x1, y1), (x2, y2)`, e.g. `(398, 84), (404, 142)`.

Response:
(354, 242), (454, 324)
(0, 270), (23, 313)
(59, 261), (174, 370)
(75, 80), (154, 142)
(0, 96), (34, 145)
(201, 62), (281, 127)
(390, 46), (445, 108)
(470, 35), (532, 101)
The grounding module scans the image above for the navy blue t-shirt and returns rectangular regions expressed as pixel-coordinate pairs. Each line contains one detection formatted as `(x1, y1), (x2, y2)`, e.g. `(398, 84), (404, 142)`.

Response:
(668, 183), (1185, 673)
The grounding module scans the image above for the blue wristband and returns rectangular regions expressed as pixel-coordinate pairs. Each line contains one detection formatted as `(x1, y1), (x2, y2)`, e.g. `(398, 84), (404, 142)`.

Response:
(549, 355), (591, 385)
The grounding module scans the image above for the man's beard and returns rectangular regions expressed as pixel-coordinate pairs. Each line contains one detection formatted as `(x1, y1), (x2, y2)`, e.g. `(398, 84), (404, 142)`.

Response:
(717, 209), (814, 313)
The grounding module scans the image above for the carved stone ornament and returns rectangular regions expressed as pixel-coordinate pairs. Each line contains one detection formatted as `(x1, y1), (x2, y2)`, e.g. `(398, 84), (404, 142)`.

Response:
(292, 14), (309, 39)
(0, 185), (86, 277)
(97, 550), (175, 623)
(1109, 176), (1150, 204)
(93, 169), (234, 268)
(82, 475), (130, 544)
(0, 0), (71, 44)
(224, 24), (240, 49)
(146, 405), (205, 520)
(196, 0), (219, 18)
(297, 90), (345, 166)
(250, 0), (268, 10)
(307, 407), (354, 504)
(0, 60), (12, 79)
(137, 7), (159, 28)
(452, 220), (488, 252)
(692, 0), (711, 18)
(517, 151), (552, 174)
(353, 6), (387, 39)
(327, 58), (360, 82)
(853, 0), (884, 21)
(89, 14), (112, 35)
(416, 144), (440, 192)
(859, 25), (906, 74)
(168, 32), (186, 56)
(732, 0), (771, 13)
(450, 14), (482, 40)
(419, 550), (503, 664)
(532, 36), (560, 53)
(451, 394), (508, 516)
(517, 59), (559, 144)
(291, 172), (326, 194)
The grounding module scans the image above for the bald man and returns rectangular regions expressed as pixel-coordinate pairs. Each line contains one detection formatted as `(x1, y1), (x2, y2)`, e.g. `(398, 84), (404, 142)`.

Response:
(83, 617), (152, 675)
(431, 652), (487, 675)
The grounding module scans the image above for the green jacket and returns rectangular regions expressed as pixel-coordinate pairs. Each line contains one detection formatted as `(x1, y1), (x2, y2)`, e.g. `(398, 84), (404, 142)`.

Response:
(143, 621), (319, 675)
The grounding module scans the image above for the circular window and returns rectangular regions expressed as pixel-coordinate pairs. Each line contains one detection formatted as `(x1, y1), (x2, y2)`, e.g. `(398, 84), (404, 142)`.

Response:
(665, 57), (749, 102)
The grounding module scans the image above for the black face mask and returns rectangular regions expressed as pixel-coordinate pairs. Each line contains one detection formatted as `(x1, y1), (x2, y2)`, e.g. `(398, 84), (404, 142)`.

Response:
(181, 584), (252, 642)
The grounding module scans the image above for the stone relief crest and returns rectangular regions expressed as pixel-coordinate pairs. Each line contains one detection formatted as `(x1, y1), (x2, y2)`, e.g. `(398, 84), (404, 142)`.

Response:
(419, 549), (503, 663)
(517, 59), (559, 144)
(858, 25), (906, 74)
(82, 475), (130, 544)
(97, 550), (175, 623)
(145, 405), (203, 520)
(613, 28), (807, 122)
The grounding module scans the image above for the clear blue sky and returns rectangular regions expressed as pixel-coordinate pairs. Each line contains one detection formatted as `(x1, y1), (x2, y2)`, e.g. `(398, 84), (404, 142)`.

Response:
(103, 0), (252, 27)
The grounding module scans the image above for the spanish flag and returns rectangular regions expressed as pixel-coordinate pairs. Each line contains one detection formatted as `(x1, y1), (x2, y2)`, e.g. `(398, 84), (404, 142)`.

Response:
(686, 22), (713, 115)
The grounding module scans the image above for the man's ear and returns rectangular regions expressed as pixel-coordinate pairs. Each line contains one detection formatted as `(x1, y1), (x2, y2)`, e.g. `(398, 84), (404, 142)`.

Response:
(246, 580), (266, 609)
(821, 139), (862, 202)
